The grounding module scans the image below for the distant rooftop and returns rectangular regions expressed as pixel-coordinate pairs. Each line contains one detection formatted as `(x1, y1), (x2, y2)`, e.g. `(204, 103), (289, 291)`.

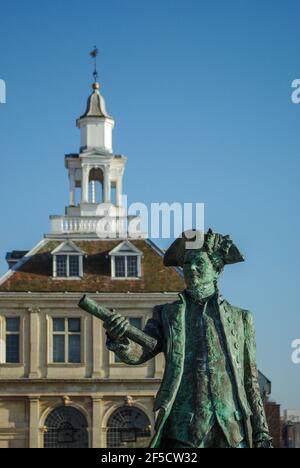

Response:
(6, 251), (29, 269)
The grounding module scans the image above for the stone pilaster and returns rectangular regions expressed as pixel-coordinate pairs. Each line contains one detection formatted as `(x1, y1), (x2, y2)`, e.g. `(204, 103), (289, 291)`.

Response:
(29, 397), (40, 448)
(28, 307), (40, 379)
(92, 396), (104, 448)
(92, 315), (103, 378)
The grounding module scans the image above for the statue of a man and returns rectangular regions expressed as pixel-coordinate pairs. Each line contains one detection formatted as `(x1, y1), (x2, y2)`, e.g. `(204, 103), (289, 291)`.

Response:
(105, 230), (272, 449)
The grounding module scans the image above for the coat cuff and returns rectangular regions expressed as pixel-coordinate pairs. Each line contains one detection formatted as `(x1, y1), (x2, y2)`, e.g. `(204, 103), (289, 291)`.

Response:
(253, 433), (273, 448)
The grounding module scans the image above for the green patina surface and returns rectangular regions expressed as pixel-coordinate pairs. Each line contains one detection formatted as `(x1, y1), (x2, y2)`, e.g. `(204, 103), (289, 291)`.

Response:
(105, 230), (273, 449)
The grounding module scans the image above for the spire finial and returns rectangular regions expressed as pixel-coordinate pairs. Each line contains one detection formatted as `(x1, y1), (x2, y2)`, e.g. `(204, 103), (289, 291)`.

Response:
(90, 46), (99, 85)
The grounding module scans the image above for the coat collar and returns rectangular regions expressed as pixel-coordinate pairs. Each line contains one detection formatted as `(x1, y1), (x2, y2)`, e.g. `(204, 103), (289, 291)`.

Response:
(178, 290), (224, 307)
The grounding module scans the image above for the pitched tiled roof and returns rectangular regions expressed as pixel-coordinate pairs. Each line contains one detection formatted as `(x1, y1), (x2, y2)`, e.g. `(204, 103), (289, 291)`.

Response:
(0, 239), (184, 293)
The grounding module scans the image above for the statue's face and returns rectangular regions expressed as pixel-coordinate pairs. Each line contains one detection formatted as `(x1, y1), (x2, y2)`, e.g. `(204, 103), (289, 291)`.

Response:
(183, 250), (219, 288)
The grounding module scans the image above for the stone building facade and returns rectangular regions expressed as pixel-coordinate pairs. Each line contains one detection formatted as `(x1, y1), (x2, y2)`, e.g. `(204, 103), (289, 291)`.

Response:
(0, 73), (275, 449)
(0, 78), (184, 448)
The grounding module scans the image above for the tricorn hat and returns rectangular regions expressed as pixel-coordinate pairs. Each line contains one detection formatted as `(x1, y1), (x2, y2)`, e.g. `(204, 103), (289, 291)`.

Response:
(164, 229), (245, 270)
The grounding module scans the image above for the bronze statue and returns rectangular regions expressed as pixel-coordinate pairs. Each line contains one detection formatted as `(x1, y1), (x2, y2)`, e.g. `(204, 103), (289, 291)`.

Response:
(79, 230), (272, 449)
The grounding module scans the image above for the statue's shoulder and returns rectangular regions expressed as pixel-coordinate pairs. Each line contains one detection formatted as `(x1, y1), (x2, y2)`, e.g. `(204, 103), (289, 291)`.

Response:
(153, 298), (182, 318)
(153, 304), (164, 316)
(222, 299), (253, 322)
(152, 303), (169, 321)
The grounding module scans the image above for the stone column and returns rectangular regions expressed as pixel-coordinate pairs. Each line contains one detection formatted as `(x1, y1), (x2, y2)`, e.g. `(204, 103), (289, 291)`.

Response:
(116, 176), (123, 207)
(103, 167), (110, 203)
(69, 170), (76, 206)
(28, 308), (40, 379)
(82, 165), (90, 203)
(92, 397), (104, 448)
(29, 397), (40, 448)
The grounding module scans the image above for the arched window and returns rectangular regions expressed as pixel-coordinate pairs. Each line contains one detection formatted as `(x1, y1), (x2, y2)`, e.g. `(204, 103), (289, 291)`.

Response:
(44, 406), (89, 448)
(89, 168), (104, 204)
(107, 406), (152, 448)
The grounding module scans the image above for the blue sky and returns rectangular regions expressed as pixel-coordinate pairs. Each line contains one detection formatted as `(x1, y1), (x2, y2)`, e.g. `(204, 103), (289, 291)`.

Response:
(0, 0), (300, 410)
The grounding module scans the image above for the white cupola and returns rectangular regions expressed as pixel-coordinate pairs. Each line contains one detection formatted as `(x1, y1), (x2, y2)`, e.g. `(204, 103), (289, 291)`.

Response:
(76, 82), (115, 154)
(48, 73), (144, 240)
(48, 47), (145, 240)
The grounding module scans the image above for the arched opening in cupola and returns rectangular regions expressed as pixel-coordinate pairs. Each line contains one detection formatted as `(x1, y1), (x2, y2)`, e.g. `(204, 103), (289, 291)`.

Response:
(89, 167), (104, 204)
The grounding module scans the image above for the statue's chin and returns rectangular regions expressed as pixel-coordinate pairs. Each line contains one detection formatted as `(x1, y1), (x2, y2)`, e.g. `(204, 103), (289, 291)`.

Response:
(186, 280), (216, 302)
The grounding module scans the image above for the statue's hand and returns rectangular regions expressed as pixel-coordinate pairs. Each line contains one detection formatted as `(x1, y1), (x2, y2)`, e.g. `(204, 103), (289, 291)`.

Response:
(104, 313), (130, 341)
(254, 437), (273, 449)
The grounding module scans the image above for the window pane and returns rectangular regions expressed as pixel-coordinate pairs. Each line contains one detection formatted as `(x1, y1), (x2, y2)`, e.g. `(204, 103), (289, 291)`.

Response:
(53, 318), (65, 332)
(6, 335), (20, 363)
(68, 335), (81, 363)
(68, 318), (81, 333)
(69, 256), (80, 277)
(115, 256), (126, 277)
(53, 335), (65, 363)
(57, 256), (67, 277)
(6, 317), (20, 332)
(127, 256), (138, 277)
(129, 318), (142, 330)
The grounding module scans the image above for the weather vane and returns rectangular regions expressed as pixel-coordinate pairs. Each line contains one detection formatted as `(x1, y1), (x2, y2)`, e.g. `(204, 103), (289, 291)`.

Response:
(90, 46), (99, 82)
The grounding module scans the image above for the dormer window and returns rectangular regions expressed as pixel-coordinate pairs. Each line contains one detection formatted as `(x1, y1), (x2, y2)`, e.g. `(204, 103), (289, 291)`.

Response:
(109, 241), (142, 279)
(51, 241), (85, 279)
(56, 256), (68, 277)
(69, 255), (80, 277)
(115, 256), (138, 278)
